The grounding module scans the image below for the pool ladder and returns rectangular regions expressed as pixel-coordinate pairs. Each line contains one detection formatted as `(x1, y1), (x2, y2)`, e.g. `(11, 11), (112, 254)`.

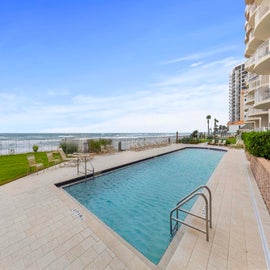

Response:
(170, 185), (212, 241)
(76, 156), (95, 178)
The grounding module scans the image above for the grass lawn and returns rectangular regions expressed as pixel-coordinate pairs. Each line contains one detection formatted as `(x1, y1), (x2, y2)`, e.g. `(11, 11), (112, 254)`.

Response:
(0, 152), (62, 186)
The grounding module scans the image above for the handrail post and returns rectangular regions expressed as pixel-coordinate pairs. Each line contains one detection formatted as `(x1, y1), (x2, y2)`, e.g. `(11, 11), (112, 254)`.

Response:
(203, 185), (212, 229)
(77, 158), (79, 175)
(84, 157), (87, 178)
(170, 185), (212, 242)
(205, 198), (209, 241)
(170, 212), (173, 235)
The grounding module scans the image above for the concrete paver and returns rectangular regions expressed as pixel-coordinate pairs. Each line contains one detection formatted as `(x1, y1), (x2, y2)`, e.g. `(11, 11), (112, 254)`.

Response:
(0, 144), (269, 269)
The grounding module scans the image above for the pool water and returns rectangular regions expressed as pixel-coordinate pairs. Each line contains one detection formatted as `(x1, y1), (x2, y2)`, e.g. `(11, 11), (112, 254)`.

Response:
(64, 148), (225, 264)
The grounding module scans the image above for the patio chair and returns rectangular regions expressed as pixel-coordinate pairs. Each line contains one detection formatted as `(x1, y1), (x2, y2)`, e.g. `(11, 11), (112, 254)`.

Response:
(58, 148), (78, 167)
(221, 140), (227, 146)
(27, 154), (44, 174)
(208, 139), (215, 145)
(46, 152), (61, 165)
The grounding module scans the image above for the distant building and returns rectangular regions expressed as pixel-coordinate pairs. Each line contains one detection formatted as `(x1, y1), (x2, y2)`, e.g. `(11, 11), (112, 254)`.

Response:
(228, 64), (247, 133)
(227, 121), (245, 134)
(244, 0), (270, 130)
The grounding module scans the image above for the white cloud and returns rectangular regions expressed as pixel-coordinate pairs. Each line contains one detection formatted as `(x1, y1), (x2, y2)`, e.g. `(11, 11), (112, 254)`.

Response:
(0, 54), (243, 133)
(163, 45), (237, 65)
(190, 62), (203, 67)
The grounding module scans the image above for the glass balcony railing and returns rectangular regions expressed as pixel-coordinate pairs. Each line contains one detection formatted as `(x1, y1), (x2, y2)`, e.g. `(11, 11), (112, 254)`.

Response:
(248, 75), (269, 92)
(255, 0), (270, 26)
(245, 55), (256, 70)
(260, 74), (270, 85)
(246, 94), (255, 103)
(256, 38), (270, 61)
(248, 108), (268, 116)
(255, 86), (270, 103)
(250, 3), (257, 15)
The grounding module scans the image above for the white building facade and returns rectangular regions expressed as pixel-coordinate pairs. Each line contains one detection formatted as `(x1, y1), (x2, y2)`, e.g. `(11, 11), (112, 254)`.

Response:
(244, 0), (270, 130)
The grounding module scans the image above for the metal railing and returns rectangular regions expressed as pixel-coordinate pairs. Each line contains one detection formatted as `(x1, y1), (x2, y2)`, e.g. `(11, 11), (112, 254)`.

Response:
(170, 185), (212, 241)
(0, 134), (179, 155)
(76, 155), (95, 178)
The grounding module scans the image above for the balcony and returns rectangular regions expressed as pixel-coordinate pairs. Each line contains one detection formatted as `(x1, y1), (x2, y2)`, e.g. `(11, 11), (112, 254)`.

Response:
(248, 74), (269, 94)
(254, 0), (270, 40)
(248, 74), (260, 93)
(249, 3), (257, 27)
(245, 93), (255, 105)
(246, 29), (263, 55)
(254, 85), (270, 108)
(245, 39), (255, 58)
(245, 21), (250, 34)
(245, 55), (256, 72)
(262, 74), (270, 84)
(247, 107), (269, 117)
(254, 38), (270, 74)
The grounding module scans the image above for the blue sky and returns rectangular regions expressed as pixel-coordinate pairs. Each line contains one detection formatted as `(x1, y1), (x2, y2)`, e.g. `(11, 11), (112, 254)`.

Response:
(0, 0), (246, 133)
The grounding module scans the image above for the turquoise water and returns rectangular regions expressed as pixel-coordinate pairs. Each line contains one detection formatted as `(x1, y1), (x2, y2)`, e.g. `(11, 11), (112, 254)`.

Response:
(64, 148), (225, 264)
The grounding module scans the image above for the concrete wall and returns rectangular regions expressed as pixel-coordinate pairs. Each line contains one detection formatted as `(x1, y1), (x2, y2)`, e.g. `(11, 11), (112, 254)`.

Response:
(249, 153), (270, 213)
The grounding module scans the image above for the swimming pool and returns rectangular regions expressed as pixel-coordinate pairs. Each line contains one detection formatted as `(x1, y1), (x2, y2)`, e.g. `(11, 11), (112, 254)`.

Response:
(63, 148), (225, 264)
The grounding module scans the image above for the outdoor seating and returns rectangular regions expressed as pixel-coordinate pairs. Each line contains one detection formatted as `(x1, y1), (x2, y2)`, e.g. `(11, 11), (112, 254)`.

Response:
(58, 148), (78, 167)
(208, 139), (215, 145)
(221, 140), (227, 146)
(46, 152), (61, 165)
(27, 155), (44, 174)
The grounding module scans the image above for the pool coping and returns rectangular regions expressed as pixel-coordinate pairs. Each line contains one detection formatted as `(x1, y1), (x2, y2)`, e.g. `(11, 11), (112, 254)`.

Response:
(56, 146), (227, 188)
(55, 146), (228, 269)
(1, 143), (269, 270)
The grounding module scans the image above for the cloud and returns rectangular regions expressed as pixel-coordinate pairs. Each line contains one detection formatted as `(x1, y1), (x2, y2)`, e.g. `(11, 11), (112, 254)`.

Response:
(190, 62), (203, 67)
(163, 45), (237, 65)
(0, 54), (243, 133)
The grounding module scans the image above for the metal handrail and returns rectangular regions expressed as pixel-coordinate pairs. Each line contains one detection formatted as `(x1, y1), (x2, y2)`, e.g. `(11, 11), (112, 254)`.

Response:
(170, 185), (212, 241)
(176, 185), (212, 227)
(76, 155), (94, 178)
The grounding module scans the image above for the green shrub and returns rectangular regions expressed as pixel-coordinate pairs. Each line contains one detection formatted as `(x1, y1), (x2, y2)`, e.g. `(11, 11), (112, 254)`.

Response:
(32, 144), (39, 152)
(59, 141), (78, 154)
(88, 139), (101, 153)
(199, 139), (208, 143)
(241, 132), (250, 143)
(243, 131), (270, 160)
(179, 137), (200, 144)
(225, 137), (236, 145)
(87, 138), (112, 153)
(99, 138), (112, 146)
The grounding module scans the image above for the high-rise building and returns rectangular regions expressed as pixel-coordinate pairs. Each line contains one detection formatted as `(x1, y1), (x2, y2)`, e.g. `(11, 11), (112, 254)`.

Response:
(244, 0), (270, 130)
(229, 64), (247, 123)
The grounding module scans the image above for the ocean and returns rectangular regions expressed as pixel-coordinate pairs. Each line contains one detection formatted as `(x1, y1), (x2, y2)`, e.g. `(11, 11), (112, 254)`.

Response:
(0, 132), (186, 155)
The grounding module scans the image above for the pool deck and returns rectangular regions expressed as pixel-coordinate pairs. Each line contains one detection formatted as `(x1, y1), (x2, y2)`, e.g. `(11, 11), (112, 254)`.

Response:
(1, 144), (270, 270)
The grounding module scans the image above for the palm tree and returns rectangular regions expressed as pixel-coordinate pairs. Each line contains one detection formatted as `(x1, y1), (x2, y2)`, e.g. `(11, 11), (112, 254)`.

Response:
(214, 118), (219, 137)
(206, 115), (211, 137)
(218, 125), (223, 135)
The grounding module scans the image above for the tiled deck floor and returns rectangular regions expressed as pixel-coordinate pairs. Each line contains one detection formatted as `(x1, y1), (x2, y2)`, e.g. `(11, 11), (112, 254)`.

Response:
(0, 144), (270, 269)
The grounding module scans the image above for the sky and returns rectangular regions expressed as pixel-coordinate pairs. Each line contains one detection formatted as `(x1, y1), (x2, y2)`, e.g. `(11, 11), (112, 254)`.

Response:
(0, 0), (246, 133)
